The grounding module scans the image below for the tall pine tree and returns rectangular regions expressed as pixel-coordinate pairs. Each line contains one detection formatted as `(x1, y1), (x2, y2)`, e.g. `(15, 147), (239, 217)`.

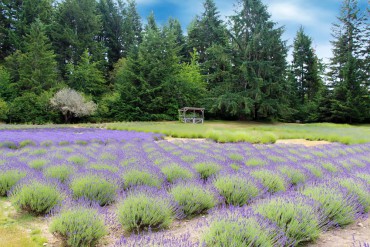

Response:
(328, 0), (369, 123)
(291, 27), (323, 121)
(227, 0), (288, 120)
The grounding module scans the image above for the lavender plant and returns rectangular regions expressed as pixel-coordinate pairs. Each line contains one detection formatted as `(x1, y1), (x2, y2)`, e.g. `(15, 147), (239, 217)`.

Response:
(170, 183), (216, 217)
(28, 159), (48, 170)
(122, 169), (162, 189)
(194, 162), (221, 180)
(0, 170), (26, 196)
(43, 165), (74, 183)
(11, 181), (62, 215)
(251, 170), (287, 193)
(161, 164), (193, 183)
(70, 175), (118, 206)
(117, 190), (175, 232)
(301, 183), (360, 226)
(213, 175), (260, 206)
(50, 207), (107, 247)
(202, 207), (288, 247)
(254, 195), (322, 245)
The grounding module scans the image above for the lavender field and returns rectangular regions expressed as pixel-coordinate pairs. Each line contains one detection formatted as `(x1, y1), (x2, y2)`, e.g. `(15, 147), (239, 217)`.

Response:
(1, 128), (370, 247)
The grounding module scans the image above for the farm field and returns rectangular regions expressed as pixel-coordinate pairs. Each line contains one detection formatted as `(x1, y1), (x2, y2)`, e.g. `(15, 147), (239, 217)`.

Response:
(0, 127), (370, 246)
(94, 121), (370, 145)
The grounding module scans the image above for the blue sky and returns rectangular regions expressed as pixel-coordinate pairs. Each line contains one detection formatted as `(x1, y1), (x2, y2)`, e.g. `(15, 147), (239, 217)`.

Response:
(135, 0), (368, 63)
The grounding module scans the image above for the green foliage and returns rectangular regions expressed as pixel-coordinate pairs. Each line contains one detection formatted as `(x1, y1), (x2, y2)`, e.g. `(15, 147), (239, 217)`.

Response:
(338, 178), (370, 212)
(254, 197), (321, 244)
(50, 207), (107, 247)
(117, 193), (174, 232)
(43, 165), (74, 183)
(122, 170), (162, 189)
(245, 158), (267, 167)
(70, 175), (117, 206)
(28, 159), (48, 170)
(67, 155), (88, 165)
(0, 170), (26, 196)
(301, 184), (358, 226)
(304, 164), (323, 178)
(194, 162), (221, 180)
(0, 98), (9, 121)
(51, 0), (105, 76)
(161, 164), (193, 183)
(66, 50), (106, 98)
(279, 166), (306, 185)
(170, 184), (216, 217)
(89, 163), (118, 173)
(213, 175), (259, 206)
(11, 182), (62, 215)
(19, 140), (36, 148)
(202, 216), (279, 247)
(356, 173), (370, 184)
(251, 170), (286, 193)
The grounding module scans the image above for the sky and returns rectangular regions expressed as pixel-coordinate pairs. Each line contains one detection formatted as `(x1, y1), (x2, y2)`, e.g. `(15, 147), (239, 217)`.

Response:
(135, 0), (369, 63)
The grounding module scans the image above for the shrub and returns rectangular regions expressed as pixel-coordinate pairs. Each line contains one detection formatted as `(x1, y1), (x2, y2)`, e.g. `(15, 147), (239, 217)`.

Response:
(202, 209), (285, 247)
(117, 192), (174, 232)
(28, 159), (48, 170)
(19, 140), (36, 148)
(44, 165), (74, 183)
(301, 184), (359, 226)
(245, 158), (267, 167)
(122, 170), (161, 189)
(194, 162), (221, 180)
(254, 196), (321, 245)
(70, 175), (117, 206)
(161, 164), (193, 183)
(67, 155), (88, 165)
(89, 163), (118, 173)
(303, 164), (323, 178)
(50, 207), (107, 247)
(338, 178), (370, 212)
(356, 173), (370, 184)
(11, 181), (62, 215)
(279, 166), (306, 185)
(228, 153), (244, 161)
(213, 175), (259, 206)
(321, 162), (338, 173)
(29, 149), (47, 156)
(251, 170), (286, 193)
(170, 183), (216, 217)
(0, 170), (26, 196)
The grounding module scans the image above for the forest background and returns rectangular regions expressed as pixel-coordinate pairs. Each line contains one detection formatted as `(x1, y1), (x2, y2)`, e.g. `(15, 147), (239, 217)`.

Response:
(0, 0), (369, 124)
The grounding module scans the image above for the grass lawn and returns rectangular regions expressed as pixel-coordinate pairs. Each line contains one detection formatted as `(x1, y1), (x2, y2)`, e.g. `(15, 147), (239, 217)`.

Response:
(89, 121), (370, 144)
(0, 198), (47, 247)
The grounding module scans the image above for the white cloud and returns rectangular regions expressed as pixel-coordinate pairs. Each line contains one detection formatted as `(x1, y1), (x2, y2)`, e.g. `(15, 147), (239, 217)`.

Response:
(268, 2), (316, 24)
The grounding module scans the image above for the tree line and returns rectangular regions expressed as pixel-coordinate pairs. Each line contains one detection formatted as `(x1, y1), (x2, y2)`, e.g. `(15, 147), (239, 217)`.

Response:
(0, 0), (369, 123)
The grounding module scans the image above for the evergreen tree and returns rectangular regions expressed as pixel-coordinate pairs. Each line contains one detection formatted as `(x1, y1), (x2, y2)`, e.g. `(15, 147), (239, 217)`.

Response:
(51, 0), (105, 76)
(187, 0), (228, 64)
(121, 0), (142, 57)
(16, 19), (58, 94)
(227, 0), (289, 120)
(328, 0), (369, 123)
(291, 27), (323, 121)
(67, 49), (106, 98)
(98, 0), (125, 70)
(166, 18), (187, 59)
(0, 0), (54, 59)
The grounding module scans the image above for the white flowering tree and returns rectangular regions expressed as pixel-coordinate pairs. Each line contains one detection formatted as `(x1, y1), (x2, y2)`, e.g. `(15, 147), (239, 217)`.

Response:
(50, 88), (97, 123)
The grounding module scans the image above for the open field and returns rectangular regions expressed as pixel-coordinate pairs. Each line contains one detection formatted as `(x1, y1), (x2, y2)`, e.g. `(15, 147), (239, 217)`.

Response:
(93, 121), (370, 144)
(0, 127), (370, 246)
